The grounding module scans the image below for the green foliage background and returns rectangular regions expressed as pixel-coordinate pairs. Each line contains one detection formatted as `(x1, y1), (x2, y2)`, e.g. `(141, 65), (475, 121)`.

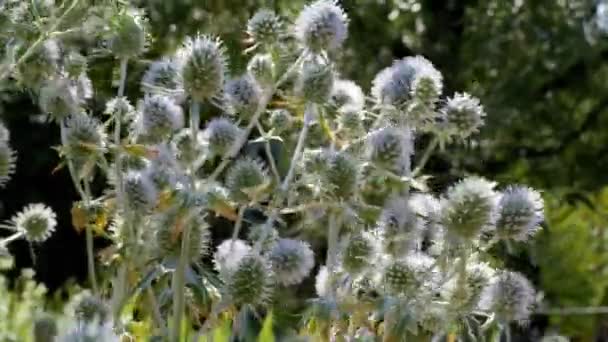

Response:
(1, 0), (608, 339)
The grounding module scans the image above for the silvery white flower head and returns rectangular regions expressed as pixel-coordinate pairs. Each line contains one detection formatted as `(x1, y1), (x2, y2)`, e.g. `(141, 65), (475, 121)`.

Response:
(138, 94), (184, 141)
(0, 142), (16, 188)
(330, 79), (365, 114)
(478, 271), (535, 324)
(441, 260), (495, 313)
(213, 239), (252, 277)
(203, 117), (242, 157)
(439, 92), (485, 139)
(11, 203), (57, 243)
(441, 176), (498, 241)
(141, 57), (185, 101)
(246, 9), (284, 47)
(296, 58), (334, 103)
(224, 253), (274, 306)
(123, 170), (158, 212)
(38, 78), (81, 121)
(224, 75), (262, 120)
(409, 193), (444, 256)
(295, 0), (348, 52)
(179, 35), (227, 102)
(269, 238), (315, 286)
(495, 186), (544, 242)
(366, 126), (413, 175)
(382, 252), (436, 298)
(371, 56), (441, 109)
(377, 196), (422, 255)
(247, 53), (275, 88)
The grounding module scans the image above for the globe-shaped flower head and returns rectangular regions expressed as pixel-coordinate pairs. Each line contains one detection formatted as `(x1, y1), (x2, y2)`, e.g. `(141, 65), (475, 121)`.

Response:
(155, 209), (210, 260)
(371, 56), (442, 110)
(322, 150), (358, 199)
(17, 39), (60, 88)
(340, 231), (377, 274)
(213, 239), (252, 277)
(295, 0), (348, 52)
(203, 117), (242, 157)
(224, 75), (262, 120)
(383, 253), (435, 297)
(330, 79), (365, 114)
(109, 11), (146, 59)
(366, 126), (413, 175)
(268, 238), (315, 286)
(141, 58), (184, 101)
(441, 177), (498, 242)
(62, 113), (106, 174)
(495, 186), (544, 242)
(179, 35), (227, 102)
(377, 196), (422, 255)
(247, 9), (284, 47)
(123, 171), (158, 212)
(11, 203), (57, 243)
(224, 254), (274, 306)
(247, 54), (275, 88)
(38, 78), (81, 121)
(296, 59), (334, 104)
(225, 157), (269, 203)
(0, 142), (16, 188)
(439, 92), (485, 139)
(138, 94), (184, 142)
(478, 271), (535, 324)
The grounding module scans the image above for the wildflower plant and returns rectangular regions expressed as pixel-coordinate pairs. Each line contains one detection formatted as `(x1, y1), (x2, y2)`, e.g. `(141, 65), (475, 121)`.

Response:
(0, 0), (550, 340)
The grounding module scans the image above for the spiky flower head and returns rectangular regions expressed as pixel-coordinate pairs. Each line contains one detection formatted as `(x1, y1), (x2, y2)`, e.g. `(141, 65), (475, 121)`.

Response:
(143, 143), (182, 188)
(247, 223), (279, 252)
(0, 142), (16, 188)
(224, 253), (274, 306)
(383, 253), (436, 297)
(17, 39), (60, 88)
(366, 126), (413, 175)
(123, 170), (158, 212)
(330, 79), (365, 114)
(409, 193), (444, 255)
(246, 9), (284, 47)
(203, 117), (242, 157)
(12, 203), (56, 243)
(225, 157), (269, 203)
(439, 92), (485, 139)
(109, 11), (146, 58)
(62, 113), (105, 173)
(296, 59), (334, 103)
(340, 231), (376, 274)
(322, 150), (358, 199)
(268, 109), (293, 134)
(495, 186), (544, 242)
(104, 97), (136, 123)
(180, 35), (227, 102)
(172, 128), (204, 166)
(247, 53), (275, 88)
(141, 58), (184, 101)
(371, 56), (442, 109)
(269, 238), (315, 286)
(441, 261), (495, 313)
(155, 210), (210, 260)
(137, 95), (184, 142)
(224, 75), (262, 119)
(377, 197), (422, 255)
(38, 78), (81, 121)
(71, 291), (109, 323)
(295, 0), (348, 52)
(441, 177), (498, 241)
(213, 239), (252, 277)
(478, 271), (535, 324)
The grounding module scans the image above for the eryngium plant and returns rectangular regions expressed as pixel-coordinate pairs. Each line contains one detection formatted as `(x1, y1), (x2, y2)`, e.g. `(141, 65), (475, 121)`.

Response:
(0, 0), (546, 340)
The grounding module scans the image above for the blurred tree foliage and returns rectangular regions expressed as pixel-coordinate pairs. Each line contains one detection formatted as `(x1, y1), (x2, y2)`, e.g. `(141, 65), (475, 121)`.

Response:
(1, 0), (608, 338)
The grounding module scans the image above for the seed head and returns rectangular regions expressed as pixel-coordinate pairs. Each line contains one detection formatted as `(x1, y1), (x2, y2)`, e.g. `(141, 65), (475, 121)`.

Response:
(295, 0), (348, 52)
(296, 59), (334, 103)
(0, 142), (16, 188)
(123, 170), (158, 212)
(269, 238), (315, 286)
(138, 95), (184, 142)
(141, 58), (184, 101)
(495, 186), (544, 242)
(224, 75), (262, 120)
(225, 157), (269, 203)
(247, 53), (275, 88)
(366, 126), (413, 175)
(224, 253), (274, 306)
(330, 79), (365, 114)
(478, 271), (535, 324)
(203, 117), (242, 157)
(441, 177), (498, 241)
(439, 92), (485, 139)
(246, 9), (284, 46)
(12, 203), (57, 243)
(109, 11), (146, 58)
(213, 239), (252, 277)
(179, 35), (227, 102)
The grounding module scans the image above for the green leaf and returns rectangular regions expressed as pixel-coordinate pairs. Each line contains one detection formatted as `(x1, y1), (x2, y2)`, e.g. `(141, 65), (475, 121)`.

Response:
(257, 311), (274, 342)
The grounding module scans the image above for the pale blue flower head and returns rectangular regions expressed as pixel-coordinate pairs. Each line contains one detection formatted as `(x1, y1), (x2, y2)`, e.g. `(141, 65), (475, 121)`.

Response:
(224, 75), (262, 119)
(295, 0), (348, 52)
(179, 35), (227, 101)
(495, 186), (544, 242)
(479, 271), (535, 324)
(269, 238), (315, 286)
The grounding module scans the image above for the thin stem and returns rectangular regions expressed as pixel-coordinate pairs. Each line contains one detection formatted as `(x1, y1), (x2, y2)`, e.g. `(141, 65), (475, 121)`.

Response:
(326, 212), (341, 278)
(504, 324), (511, 342)
(231, 206), (247, 242)
(255, 120), (281, 184)
(0, 0), (81, 81)
(0, 232), (24, 245)
(280, 103), (315, 193)
(275, 53), (306, 89)
(189, 101), (201, 187)
(147, 288), (165, 334)
(117, 59), (128, 98)
(412, 136), (439, 177)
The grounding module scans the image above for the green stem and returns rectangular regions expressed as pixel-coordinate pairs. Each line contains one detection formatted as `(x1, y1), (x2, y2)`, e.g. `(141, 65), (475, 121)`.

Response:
(189, 101), (200, 186)
(412, 136), (439, 177)
(0, 232), (23, 245)
(255, 120), (281, 184)
(280, 103), (314, 193)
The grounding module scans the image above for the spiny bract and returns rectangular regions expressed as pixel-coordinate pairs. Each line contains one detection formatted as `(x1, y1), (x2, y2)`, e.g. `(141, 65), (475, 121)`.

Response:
(11, 203), (57, 243)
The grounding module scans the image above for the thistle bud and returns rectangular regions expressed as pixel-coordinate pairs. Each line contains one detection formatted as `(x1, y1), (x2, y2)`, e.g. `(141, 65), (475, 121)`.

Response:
(366, 126), (413, 175)
(225, 254), (273, 306)
(172, 128), (204, 166)
(495, 186), (544, 242)
(224, 75), (262, 120)
(123, 171), (158, 212)
(439, 92), (485, 139)
(109, 12), (146, 58)
(138, 95), (184, 142)
(247, 54), (275, 88)
(441, 177), (498, 241)
(225, 157), (269, 203)
(478, 271), (535, 324)
(441, 261), (495, 313)
(0, 142), (16, 188)
(246, 9), (284, 47)
(11, 203), (57, 243)
(295, 0), (348, 52)
(268, 238), (315, 286)
(180, 35), (227, 102)
(296, 59), (334, 104)
(155, 211), (210, 260)
(203, 117), (242, 157)
(323, 150), (358, 199)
